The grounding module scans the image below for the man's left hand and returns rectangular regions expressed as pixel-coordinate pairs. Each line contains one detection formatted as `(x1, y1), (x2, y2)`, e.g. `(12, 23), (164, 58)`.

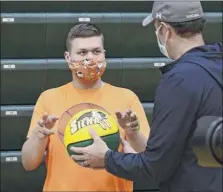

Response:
(115, 109), (140, 136)
(70, 128), (109, 169)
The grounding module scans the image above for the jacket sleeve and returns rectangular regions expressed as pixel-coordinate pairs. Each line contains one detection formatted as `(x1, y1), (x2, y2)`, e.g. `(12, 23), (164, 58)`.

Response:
(105, 74), (201, 183)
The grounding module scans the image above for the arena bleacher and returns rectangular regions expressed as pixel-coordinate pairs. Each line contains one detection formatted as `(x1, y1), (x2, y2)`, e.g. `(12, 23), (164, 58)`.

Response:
(1, 1), (222, 191)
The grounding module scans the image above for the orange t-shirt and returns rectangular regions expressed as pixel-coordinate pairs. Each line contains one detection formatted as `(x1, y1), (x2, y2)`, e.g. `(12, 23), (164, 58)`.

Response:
(27, 82), (150, 192)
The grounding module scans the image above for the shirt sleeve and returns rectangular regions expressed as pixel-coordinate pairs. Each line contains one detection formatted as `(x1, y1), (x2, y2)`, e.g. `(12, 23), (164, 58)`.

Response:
(129, 94), (150, 138)
(105, 74), (201, 183)
(26, 92), (47, 138)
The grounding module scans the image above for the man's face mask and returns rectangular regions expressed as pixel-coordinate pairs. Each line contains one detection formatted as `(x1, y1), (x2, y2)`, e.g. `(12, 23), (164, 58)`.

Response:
(69, 59), (107, 83)
(155, 24), (170, 59)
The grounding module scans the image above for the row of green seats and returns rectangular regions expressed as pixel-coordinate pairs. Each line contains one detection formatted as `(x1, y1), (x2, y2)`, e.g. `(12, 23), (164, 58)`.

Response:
(1, 1), (222, 12)
(1, 58), (167, 104)
(1, 13), (222, 58)
(0, 103), (153, 151)
(1, 150), (158, 192)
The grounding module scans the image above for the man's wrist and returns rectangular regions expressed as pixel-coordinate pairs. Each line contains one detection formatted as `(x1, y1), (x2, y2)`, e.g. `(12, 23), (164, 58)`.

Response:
(125, 129), (140, 138)
(31, 129), (48, 141)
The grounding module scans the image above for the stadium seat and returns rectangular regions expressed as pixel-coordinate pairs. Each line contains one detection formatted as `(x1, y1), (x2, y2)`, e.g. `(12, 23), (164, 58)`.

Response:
(1, 1), (221, 14)
(1, 13), (222, 59)
(1, 58), (167, 105)
(1, 106), (33, 151)
(0, 103), (154, 151)
(1, 59), (48, 105)
(122, 58), (168, 102)
(0, 151), (159, 192)
(1, 16), (47, 59)
(0, 1), (153, 13)
(1, 151), (46, 192)
(1, 58), (123, 105)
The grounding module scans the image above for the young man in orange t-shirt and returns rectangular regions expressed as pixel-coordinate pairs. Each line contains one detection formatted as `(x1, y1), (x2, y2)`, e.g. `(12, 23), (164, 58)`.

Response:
(21, 23), (150, 192)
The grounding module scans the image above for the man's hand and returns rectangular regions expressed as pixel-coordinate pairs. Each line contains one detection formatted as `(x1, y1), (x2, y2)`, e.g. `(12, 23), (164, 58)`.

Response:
(116, 109), (147, 152)
(115, 109), (140, 136)
(70, 128), (109, 169)
(22, 112), (59, 171)
(32, 112), (59, 140)
(120, 137), (137, 154)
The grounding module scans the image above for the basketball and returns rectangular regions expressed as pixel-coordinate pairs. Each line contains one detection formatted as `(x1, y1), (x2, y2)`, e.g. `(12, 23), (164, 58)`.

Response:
(57, 103), (120, 158)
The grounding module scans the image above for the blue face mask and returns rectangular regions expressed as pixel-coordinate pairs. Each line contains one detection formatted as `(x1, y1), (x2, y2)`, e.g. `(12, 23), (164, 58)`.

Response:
(155, 25), (171, 59)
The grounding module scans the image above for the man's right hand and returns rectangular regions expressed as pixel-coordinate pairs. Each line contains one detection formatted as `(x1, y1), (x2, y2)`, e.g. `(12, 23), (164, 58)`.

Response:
(22, 112), (59, 171)
(32, 112), (59, 140)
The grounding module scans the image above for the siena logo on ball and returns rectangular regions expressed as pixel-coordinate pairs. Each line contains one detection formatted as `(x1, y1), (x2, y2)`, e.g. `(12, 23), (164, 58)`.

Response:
(70, 111), (111, 134)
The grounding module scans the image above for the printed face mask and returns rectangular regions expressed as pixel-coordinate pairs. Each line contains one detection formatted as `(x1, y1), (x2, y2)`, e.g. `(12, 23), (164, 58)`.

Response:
(69, 59), (107, 83)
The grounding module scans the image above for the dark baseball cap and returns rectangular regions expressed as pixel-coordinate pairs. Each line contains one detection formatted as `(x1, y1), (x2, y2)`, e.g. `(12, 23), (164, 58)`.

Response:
(142, 1), (204, 26)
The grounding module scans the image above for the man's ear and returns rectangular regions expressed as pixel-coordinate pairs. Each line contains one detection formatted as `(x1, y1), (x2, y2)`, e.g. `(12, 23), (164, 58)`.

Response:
(168, 25), (177, 41)
(64, 51), (70, 62)
(160, 22), (173, 40)
(64, 51), (72, 68)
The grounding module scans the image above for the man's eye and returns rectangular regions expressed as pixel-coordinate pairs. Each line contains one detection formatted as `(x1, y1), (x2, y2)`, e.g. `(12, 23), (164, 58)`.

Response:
(94, 50), (102, 54)
(78, 51), (86, 55)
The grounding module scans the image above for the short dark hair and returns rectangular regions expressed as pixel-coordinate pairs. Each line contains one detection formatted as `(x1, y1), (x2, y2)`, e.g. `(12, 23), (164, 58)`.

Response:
(167, 18), (206, 38)
(66, 23), (104, 52)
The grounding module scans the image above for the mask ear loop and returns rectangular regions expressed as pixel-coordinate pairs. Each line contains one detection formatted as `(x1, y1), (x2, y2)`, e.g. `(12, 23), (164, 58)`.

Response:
(160, 22), (170, 48)
(155, 25), (162, 35)
(163, 26), (169, 50)
(156, 23), (171, 58)
(156, 24), (169, 45)
(155, 25), (163, 45)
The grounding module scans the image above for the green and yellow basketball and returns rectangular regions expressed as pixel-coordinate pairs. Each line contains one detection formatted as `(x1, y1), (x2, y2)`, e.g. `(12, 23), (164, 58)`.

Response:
(57, 103), (120, 158)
